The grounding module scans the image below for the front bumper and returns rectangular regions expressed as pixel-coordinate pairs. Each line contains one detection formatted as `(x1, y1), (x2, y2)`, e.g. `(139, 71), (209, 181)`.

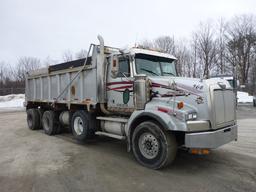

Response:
(185, 124), (237, 149)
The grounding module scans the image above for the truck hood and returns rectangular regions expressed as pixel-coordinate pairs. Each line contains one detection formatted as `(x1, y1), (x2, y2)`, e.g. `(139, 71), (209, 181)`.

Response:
(148, 76), (205, 97)
(146, 76), (235, 130)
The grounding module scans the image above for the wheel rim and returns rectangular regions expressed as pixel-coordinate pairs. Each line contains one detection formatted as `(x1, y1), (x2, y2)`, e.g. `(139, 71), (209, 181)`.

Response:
(43, 116), (50, 131)
(27, 114), (32, 127)
(138, 132), (159, 159)
(74, 116), (84, 135)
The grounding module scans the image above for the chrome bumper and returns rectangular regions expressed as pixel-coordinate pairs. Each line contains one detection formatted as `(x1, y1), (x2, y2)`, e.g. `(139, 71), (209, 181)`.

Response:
(185, 124), (237, 149)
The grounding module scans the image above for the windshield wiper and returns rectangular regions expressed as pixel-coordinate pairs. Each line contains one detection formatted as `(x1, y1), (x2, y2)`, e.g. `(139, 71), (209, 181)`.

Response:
(140, 68), (159, 76)
(163, 72), (175, 76)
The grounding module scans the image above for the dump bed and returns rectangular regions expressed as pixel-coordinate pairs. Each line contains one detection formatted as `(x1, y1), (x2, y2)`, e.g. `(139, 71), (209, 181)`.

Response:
(25, 56), (98, 106)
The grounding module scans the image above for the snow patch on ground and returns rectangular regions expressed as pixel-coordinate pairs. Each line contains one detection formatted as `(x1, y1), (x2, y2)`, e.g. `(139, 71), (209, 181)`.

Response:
(0, 94), (25, 108)
(237, 91), (253, 103)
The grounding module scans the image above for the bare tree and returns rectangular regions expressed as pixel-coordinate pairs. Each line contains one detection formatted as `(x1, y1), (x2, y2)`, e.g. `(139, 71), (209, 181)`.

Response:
(76, 49), (88, 59)
(140, 40), (154, 49)
(43, 56), (59, 67)
(15, 57), (41, 82)
(215, 18), (230, 75)
(226, 15), (256, 86)
(174, 39), (192, 76)
(62, 50), (73, 62)
(190, 33), (200, 77)
(0, 62), (7, 88)
(154, 36), (175, 54)
(194, 22), (217, 78)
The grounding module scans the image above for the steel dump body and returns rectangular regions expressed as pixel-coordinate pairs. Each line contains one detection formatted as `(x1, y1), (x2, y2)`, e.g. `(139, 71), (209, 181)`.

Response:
(26, 53), (98, 106)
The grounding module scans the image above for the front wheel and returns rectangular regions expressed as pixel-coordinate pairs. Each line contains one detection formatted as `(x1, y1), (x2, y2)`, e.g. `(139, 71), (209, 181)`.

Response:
(132, 121), (177, 169)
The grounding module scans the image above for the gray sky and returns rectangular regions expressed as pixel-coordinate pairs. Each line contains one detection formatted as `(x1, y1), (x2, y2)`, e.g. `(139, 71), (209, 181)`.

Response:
(1, 0), (256, 65)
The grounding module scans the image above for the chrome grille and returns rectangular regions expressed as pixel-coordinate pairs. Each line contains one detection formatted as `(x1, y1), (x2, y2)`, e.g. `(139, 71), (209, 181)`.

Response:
(212, 89), (235, 129)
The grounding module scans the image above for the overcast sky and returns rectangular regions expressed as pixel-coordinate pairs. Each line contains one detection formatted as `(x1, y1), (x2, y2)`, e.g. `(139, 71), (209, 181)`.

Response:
(1, 0), (256, 65)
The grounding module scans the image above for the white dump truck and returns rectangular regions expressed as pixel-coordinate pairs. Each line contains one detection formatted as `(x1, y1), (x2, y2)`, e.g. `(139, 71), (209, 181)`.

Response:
(25, 36), (237, 169)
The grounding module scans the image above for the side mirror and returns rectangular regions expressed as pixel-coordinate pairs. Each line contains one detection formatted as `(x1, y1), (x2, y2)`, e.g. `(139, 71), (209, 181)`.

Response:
(111, 55), (119, 78)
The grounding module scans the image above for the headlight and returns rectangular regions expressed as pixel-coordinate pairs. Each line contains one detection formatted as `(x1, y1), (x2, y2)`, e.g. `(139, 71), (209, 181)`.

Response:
(186, 112), (197, 121)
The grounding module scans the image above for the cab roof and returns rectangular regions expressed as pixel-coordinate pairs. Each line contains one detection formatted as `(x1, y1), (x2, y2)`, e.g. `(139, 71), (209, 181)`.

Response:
(127, 48), (177, 60)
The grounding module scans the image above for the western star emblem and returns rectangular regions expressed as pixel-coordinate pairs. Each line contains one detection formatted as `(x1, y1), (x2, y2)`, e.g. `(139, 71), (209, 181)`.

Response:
(123, 89), (130, 104)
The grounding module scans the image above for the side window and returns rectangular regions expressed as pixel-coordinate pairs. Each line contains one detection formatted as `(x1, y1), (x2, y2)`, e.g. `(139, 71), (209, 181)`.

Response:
(117, 58), (130, 77)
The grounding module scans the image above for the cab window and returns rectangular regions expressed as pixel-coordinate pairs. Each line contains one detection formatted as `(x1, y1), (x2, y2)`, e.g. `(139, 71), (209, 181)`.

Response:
(117, 58), (130, 77)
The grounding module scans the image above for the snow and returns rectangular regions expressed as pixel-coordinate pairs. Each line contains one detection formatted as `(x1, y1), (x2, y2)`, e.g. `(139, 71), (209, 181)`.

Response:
(0, 94), (25, 108)
(237, 91), (253, 103)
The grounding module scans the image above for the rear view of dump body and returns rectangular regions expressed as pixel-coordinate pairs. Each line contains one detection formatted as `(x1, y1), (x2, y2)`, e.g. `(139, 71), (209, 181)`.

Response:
(26, 49), (98, 107)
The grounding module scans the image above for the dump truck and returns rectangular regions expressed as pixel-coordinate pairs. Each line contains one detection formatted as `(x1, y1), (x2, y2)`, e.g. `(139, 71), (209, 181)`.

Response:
(25, 36), (237, 169)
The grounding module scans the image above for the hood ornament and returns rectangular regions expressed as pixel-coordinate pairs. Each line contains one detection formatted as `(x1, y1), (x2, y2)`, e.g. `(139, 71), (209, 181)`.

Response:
(196, 96), (204, 104)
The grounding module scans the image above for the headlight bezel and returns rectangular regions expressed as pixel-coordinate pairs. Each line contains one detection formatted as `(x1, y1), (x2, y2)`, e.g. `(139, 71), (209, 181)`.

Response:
(186, 112), (197, 121)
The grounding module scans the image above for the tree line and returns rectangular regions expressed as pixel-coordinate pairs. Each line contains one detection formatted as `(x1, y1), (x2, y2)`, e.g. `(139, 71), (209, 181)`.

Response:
(0, 14), (255, 95)
(0, 49), (87, 94)
(141, 14), (256, 94)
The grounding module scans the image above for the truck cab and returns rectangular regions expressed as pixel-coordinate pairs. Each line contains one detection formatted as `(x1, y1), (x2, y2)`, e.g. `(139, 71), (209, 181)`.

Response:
(104, 46), (237, 168)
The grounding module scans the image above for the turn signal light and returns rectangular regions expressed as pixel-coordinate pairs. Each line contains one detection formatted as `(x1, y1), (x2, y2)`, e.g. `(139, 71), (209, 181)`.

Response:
(177, 101), (184, 109)
(190, 149), (210, 155)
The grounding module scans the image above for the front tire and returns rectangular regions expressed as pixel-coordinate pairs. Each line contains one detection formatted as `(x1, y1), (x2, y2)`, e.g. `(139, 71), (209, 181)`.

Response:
(132, 121), (177, 169)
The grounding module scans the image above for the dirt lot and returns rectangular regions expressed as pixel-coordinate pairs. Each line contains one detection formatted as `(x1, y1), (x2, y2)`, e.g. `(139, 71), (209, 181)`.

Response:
(0, 106), (255, 192)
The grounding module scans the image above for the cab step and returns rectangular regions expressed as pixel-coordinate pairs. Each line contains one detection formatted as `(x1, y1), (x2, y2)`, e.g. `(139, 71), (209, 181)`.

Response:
(95, 131), (126, 140)
(96, 116), (128, 123)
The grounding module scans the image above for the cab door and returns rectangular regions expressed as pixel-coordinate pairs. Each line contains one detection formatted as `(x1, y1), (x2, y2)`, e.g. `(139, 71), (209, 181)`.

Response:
(106, 56), (134, 111)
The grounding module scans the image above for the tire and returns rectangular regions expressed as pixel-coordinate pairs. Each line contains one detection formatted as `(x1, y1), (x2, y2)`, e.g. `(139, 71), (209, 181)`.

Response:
(27, 109), (40, 130)
(71, 110), (95, 142)
(132, 121), (177, 169)
(42, 110), (61, 135)
(253, 99), (256, 107)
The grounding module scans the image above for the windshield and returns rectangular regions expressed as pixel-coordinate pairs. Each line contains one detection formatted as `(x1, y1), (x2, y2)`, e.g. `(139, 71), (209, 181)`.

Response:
(135, 54), (177, 76)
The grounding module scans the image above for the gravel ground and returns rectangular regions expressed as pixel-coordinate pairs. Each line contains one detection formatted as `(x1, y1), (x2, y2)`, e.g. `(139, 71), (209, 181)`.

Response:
(0, 106), (255, 192)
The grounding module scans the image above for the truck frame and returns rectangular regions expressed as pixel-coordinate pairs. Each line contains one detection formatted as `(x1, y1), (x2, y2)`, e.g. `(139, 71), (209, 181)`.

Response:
(25, 36), (238, 169)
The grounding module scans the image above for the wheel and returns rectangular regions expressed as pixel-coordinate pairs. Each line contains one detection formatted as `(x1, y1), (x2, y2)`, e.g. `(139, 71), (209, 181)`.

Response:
(27, 108), (40, 130)
(71, 110), (95, 142)
(42, 110), (61, 135)
(132, 121), (177, 169)
(253, 99), (256, 107)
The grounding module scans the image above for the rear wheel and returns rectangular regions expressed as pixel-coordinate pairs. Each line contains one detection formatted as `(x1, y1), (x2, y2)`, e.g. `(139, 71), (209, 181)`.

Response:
(27, 109), (40, 130)
(42, 110), (61, 135)
(71, 110), (95, 142)
(132, 121), (177, 169)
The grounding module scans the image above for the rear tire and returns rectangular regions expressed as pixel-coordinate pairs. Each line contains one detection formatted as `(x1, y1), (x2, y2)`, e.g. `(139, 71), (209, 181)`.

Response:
(27, 109), (40, 130)
(71, 110), (95, 142)
(132, 121), (177, 169)
(42, 110), (61, 135)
